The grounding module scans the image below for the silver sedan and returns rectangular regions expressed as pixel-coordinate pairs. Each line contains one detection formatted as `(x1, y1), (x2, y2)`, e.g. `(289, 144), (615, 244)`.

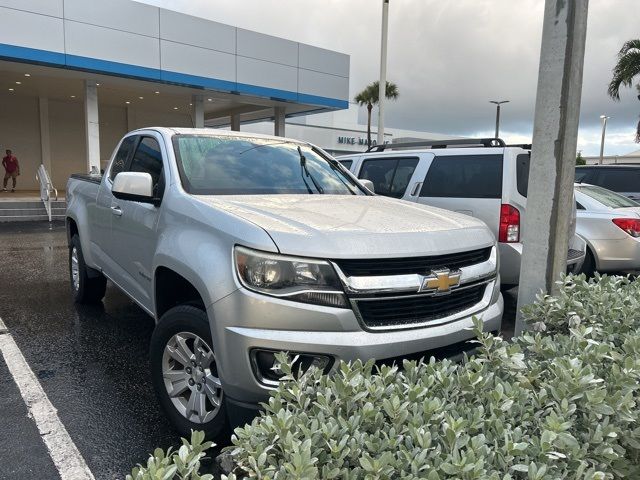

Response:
(575, 183), (640, 275)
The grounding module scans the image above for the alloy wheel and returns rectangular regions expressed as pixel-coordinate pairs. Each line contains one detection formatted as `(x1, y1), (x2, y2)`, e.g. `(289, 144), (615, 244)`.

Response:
(161, 332), (223, 424)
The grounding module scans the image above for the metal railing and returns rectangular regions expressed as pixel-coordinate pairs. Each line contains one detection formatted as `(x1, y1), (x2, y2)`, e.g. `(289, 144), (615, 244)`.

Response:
(35, 164), (58, 222)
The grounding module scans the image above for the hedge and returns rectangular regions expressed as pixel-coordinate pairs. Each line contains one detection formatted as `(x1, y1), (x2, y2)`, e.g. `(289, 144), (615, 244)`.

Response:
(131, 274), (640, 479)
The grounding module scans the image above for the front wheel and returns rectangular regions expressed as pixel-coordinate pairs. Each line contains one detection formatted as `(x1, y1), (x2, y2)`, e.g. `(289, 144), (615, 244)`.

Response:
(69, 234), (107, 303)
(150, 305), (229, 442)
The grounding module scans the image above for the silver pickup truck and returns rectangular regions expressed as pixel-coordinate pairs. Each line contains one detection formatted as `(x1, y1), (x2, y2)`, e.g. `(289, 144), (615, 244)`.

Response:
(66, 127), (503, 440)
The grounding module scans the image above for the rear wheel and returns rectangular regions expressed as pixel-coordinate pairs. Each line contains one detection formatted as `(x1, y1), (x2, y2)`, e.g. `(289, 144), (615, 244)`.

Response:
(579, 248), (596, 277)
(69, 234), (107, 303)
(150, 305), (229, 442)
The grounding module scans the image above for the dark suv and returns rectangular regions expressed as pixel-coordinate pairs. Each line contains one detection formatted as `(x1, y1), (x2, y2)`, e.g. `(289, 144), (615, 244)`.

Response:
(575, 165), (640, 201)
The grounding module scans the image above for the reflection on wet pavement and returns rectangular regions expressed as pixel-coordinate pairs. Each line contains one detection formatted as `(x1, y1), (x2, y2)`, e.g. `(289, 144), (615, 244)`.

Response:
(0, 222), (186, 479)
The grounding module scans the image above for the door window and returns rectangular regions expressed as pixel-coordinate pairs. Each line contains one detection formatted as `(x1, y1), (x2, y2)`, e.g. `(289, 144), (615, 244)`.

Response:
(593, 169), (640, 193)
(129, 137), (165, 198)
(420, 154), (503, 198)
(109, 136), (137, 181)
(358, 157), (419, 198)
(339, 159), (353, 169)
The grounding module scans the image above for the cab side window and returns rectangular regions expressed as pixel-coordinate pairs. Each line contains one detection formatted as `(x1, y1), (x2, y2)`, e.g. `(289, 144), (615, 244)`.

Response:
(358, 157), (419, 198)
(109, 136), (137, 181)
(129, 137), (165, 198)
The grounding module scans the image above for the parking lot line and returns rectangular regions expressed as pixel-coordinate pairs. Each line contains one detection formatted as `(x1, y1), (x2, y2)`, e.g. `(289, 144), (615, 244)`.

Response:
(0, 317), (95, 480)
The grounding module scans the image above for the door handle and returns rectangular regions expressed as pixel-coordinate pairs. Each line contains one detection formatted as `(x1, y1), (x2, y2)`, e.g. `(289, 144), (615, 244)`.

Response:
(410, 182), (423, 196)
(111, 205), (122, 217)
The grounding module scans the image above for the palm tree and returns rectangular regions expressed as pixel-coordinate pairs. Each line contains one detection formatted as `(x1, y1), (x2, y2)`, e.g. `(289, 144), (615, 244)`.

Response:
(354, 81), (399, 147)
(607, 39), (640, 142)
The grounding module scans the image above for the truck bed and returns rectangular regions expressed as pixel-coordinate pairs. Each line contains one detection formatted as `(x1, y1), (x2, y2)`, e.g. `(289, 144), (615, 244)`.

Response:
(70, 173), (102, 185)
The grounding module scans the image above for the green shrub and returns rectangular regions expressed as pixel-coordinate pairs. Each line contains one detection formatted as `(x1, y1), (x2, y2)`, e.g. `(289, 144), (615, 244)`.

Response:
(224, 274), (640, 479)
(127, 430), (215, 480)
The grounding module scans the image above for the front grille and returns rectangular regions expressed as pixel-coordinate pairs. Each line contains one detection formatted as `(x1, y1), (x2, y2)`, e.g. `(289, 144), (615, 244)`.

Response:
(355, 284), (486, 329)
(334, 247), (492, 277)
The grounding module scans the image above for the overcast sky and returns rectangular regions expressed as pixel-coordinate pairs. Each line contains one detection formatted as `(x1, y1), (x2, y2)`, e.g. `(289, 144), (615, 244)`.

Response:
(142, 0), (639, 156)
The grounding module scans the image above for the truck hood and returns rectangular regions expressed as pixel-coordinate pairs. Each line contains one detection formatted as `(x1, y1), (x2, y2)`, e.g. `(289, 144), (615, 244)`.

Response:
(195, 195), (494, 258)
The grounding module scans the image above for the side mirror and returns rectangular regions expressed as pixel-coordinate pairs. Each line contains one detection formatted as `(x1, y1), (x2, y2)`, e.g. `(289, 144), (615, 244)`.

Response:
(112, 172), (154, 203)
(360, 179), (375, 193)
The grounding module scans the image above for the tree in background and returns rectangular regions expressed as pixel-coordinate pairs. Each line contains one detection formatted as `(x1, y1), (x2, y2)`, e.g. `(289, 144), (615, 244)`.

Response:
(576, 151), (586, 165)
(607, 39), (640, 142)
(354, 81), (399, 148)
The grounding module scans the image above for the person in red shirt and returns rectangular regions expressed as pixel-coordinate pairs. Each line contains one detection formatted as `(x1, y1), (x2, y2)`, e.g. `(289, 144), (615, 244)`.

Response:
(2, 149), (20, 192)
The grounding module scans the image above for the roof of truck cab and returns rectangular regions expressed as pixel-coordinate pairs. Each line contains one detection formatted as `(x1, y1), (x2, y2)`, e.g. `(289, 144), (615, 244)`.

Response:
(129, 127), (310, 147)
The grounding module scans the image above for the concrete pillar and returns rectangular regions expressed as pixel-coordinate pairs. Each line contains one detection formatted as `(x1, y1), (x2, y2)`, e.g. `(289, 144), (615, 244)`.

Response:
(84, 80), (100, 174)
(274, 107), (285, 137)
(514, 0), (588, 336)
(230, 113), (241, 132)
(192, 95), (204, 128)
(38, 97), (51, 176)
(126, 105), (136, 131)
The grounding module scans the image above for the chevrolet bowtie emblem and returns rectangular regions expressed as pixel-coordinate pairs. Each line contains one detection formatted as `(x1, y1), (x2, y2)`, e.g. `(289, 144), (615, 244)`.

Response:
(421, 268), (461, 294)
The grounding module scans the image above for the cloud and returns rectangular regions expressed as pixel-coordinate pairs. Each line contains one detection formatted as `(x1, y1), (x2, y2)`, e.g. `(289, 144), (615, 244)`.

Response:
(141, 0), (640, 155)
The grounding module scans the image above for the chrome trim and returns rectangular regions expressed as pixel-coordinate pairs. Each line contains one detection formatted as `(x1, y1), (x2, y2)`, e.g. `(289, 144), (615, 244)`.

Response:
(351, 280), (496, 332)
(332, 245), (497, 296)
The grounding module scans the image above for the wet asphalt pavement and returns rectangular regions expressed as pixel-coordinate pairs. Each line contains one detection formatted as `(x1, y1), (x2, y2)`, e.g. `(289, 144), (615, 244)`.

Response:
(0, 221), (517, 479)
(0, 222), (193, 479)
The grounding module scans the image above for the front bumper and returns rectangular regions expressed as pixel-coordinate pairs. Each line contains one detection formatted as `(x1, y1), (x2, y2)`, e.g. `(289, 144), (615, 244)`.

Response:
(209, 280), (503, 405)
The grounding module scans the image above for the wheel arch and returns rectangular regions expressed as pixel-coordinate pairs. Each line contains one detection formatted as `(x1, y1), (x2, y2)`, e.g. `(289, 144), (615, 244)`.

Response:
(154, 266), (209, 321)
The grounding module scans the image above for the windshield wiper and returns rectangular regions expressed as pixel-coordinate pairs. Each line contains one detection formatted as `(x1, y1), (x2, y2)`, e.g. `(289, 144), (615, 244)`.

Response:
(298, 146), (324, 194)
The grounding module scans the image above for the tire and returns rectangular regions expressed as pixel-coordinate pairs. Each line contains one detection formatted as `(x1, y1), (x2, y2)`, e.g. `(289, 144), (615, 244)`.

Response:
(69, 234), (107, 303)
(150, 305), (229, 443)
(579, 248), (596, 277)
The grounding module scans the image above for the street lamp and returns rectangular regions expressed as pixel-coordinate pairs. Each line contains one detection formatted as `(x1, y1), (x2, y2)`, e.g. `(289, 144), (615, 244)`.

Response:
(489, 100), (509, 138)
(599, 115), (610, 165)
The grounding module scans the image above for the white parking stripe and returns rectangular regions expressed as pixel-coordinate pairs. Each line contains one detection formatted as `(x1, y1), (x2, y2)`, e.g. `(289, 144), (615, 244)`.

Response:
(0, 317), (94, 480)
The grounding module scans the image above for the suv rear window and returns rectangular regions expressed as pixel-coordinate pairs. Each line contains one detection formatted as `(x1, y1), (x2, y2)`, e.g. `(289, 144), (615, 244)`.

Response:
(516, 153), (530, 197)
(593, 169), (640, 193)
(420, 154), (503, 198)
(358, 157), (419, 198)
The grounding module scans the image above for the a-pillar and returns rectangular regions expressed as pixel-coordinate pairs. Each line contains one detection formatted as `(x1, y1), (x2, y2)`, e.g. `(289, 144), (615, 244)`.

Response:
(192, 95), (204, 128)
(84, 80), (100, 174)
(38, 97), (52, 177)
(230, 113), (241, 132)
(274, 106), (285, 137)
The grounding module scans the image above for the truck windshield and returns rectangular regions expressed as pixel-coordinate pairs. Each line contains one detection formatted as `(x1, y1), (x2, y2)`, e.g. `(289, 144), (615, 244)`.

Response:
(172, 134), (363, 195)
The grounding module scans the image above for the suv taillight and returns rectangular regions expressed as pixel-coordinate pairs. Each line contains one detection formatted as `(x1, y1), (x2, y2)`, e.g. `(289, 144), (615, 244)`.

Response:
(499, 204), (520, 243)
(612, 218), (640, 237)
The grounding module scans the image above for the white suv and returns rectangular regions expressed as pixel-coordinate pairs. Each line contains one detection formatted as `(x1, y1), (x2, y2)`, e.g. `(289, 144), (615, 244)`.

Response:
(338, 138), (586, 287)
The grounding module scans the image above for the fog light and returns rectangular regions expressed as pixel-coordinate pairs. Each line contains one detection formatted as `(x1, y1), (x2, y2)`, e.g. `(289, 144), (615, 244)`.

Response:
(251, 349), (333, 385)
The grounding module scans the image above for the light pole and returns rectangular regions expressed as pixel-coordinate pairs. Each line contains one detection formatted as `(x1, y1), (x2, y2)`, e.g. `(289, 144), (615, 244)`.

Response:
(489, 100), (509, 138)
(377, 0), (389, 146)
(599, 115), (610, 164)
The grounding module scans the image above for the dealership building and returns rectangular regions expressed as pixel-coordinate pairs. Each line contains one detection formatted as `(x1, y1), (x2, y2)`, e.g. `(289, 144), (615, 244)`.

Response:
(233, 103), (461, 157)
(0, 0), (350, 191)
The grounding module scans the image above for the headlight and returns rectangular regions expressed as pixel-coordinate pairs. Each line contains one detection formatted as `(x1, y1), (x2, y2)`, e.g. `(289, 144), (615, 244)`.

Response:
(234, 246), (348, 308)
